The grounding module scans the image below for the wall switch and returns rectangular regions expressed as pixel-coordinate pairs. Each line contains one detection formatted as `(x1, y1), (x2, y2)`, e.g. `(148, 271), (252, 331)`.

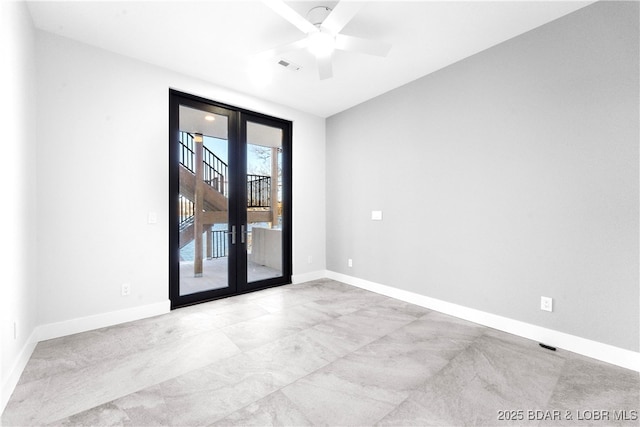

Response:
(13, 322), (17, 340)
(148, 211), (157, 224)
(371, 210), (383, 221)
(541, 296), (553, 312)
(348, 258), (353, 267)
(307, 256), (313, 264)
(122, 283), (131, 296)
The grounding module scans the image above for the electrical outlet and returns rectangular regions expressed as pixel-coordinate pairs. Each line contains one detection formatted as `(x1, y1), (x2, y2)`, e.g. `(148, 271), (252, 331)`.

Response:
(121, 283), (131, 296)
(541, 296), (553, 312)
(348, 258), (353, 268)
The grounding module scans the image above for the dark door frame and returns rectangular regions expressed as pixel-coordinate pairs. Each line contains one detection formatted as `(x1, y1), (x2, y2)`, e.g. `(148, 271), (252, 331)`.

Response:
(169, 89), (292, 309)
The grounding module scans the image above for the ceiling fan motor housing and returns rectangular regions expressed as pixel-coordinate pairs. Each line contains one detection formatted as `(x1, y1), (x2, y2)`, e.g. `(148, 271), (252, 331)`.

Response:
(306, 6), (333, 27)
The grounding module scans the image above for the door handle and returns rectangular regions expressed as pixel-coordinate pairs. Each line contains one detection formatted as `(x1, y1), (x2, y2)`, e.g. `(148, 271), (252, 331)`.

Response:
(241, 225), (247, 244)
(226, 225), (236, 245)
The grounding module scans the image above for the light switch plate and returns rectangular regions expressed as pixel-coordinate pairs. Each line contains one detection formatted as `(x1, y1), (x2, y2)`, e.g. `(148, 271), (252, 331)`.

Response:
(148, 212), (158, 224)
(371, 210), (383, 221)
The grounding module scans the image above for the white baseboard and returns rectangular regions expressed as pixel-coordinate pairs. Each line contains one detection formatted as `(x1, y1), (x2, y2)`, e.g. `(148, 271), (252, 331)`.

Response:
(36, 300), (171, 342)
(1, 328), (39, 414)
(325, 270), (640, 372)
(1, 300), (171, 414)
(292, 270), (329, 284)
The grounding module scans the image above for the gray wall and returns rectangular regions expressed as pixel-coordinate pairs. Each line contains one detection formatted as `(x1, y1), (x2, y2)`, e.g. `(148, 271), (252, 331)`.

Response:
(326, 1), (639, 351)
(1, 1), (38, 409)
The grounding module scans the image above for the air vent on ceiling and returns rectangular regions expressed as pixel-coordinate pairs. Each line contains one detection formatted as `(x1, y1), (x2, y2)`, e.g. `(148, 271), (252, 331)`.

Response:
(278, 59), (302, 72)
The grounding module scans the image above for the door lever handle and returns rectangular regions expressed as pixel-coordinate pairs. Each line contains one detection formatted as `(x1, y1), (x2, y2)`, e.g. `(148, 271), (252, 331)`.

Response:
(226, 225), (236, 245)
(241, 225), (247, 244)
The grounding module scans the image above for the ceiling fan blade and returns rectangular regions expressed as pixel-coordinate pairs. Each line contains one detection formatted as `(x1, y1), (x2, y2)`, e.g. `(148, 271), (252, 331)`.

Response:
(317, 53), (333, 80)
(321, 1), (364, 35)
(335, 34), (391, 57)
(262, 0), (317, 34)
(257, 37), (309, 59)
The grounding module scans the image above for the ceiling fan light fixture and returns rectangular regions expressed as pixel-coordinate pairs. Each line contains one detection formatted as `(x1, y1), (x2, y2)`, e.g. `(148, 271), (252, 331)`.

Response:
(307, 30), (335, 57)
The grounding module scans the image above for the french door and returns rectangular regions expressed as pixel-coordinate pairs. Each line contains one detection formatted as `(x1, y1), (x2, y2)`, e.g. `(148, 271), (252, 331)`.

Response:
(169, 90), (292, 309)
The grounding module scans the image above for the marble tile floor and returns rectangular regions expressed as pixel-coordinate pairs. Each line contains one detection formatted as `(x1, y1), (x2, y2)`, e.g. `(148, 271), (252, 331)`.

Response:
(2, 279), (638, 426)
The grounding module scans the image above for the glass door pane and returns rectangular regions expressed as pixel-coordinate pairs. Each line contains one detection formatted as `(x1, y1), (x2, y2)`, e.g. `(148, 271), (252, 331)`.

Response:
(178, 105), (231, 296)
(246, 121), (284, 283)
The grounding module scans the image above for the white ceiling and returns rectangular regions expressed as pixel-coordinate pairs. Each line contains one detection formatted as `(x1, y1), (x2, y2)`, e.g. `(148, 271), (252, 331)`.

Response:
(26, 0), (595, 118)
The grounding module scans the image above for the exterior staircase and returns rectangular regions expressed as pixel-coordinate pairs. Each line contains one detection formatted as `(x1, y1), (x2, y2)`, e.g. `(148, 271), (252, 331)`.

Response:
(178, 132), (273, 256)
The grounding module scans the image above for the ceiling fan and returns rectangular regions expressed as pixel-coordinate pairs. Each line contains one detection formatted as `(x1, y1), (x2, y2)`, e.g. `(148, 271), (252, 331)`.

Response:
(260, 0), (392, 80)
